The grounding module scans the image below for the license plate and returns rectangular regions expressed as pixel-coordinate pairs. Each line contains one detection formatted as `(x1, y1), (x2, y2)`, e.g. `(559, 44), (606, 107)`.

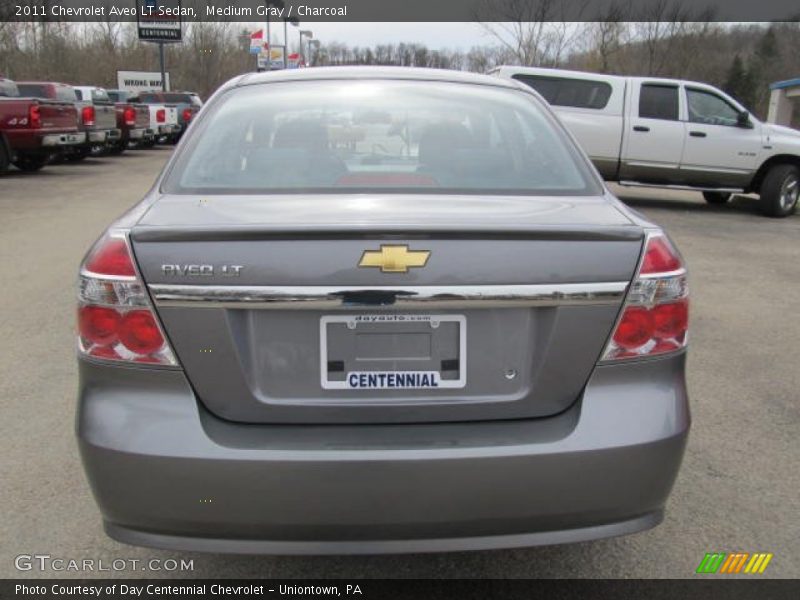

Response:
(320, 314), (466, 390)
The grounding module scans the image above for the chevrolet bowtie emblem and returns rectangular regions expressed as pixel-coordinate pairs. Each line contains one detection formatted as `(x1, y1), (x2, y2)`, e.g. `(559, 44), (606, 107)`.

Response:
(358, 245), (431, 273)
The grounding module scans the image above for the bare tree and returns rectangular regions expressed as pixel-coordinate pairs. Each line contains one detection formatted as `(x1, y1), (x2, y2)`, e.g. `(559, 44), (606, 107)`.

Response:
(632, 0), (716, 76)
(581, 1), (631, 73)
(477, 0), (590, 66)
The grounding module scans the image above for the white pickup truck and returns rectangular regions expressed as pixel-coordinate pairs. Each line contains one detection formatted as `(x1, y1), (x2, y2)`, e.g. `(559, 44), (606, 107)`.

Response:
(491, 66), (800, 217)
(128, 94), (180, 147)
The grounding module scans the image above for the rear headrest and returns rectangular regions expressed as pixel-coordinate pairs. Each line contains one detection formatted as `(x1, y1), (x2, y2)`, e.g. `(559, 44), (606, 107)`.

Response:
(418, 122), (476, 168)
(273, 119), (329, 152)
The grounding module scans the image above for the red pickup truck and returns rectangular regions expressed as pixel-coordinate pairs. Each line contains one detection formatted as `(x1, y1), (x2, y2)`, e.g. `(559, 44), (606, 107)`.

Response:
(106, 90), (153, 153)
(0, 78), (85, 173)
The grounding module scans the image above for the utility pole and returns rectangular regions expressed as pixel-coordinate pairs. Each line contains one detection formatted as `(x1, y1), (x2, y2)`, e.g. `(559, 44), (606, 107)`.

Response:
(159, 42), (166, 91)
(265, 19), (271, 70)
(283, 19), (288, 68)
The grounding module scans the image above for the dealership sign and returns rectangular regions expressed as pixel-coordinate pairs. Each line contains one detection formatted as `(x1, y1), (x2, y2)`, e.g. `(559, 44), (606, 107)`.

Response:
(136, 0), (182, 42)
(257, 46), (285, 70)
(117, 70), (171, 93)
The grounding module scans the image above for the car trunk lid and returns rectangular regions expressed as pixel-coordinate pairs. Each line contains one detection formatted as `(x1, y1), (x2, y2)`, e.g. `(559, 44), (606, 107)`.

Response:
(131, 193), (642, 424)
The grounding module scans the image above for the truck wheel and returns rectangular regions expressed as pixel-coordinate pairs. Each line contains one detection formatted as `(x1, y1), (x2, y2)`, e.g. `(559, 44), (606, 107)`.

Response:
(0, 143), (9, 174)
(702, 192), (731, 205)
(107, 142), (126, 156)
(760, 164), (800, 218)
(13, 155), (48, 172)
(66, 147), (91, 162)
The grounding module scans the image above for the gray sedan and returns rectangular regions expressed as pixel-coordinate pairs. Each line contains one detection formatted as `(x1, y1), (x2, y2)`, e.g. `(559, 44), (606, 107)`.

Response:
(76, 67), (690, 554)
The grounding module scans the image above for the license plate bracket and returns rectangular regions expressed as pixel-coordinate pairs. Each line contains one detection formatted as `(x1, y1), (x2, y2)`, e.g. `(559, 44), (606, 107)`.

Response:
(320, 314), (466, 390)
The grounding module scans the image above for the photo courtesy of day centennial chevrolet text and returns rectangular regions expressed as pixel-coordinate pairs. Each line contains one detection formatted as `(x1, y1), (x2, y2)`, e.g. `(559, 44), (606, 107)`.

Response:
(76, 67), (690, 554)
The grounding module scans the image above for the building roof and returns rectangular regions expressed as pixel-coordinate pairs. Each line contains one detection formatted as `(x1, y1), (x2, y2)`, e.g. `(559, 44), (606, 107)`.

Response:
(770, 77), (800, 90)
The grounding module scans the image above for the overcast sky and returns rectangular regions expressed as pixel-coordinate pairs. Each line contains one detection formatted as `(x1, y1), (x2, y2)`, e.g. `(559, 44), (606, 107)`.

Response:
(272, 22), (494, 50)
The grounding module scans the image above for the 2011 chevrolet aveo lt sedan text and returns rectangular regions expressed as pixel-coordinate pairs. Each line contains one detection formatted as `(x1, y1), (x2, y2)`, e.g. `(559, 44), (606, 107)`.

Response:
(76, 67), (690, 554)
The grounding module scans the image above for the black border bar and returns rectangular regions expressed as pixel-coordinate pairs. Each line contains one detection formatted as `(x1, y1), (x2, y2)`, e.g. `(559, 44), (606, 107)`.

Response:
(3, 579), (800, 600)
(3, 0), (800, 22)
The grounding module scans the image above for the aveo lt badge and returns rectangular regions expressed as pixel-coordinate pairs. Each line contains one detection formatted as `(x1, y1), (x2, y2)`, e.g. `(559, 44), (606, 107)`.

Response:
(358, 245), (431, 273)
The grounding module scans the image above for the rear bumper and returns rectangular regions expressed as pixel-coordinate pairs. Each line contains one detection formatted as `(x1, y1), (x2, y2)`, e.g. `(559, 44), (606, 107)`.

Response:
(77, 354), (690, 554)
(6, 130), (84, 151)
(127, 128), (146, 140)
(157, 124), (180, 135)
(87, 128), (121, 143)
(41, 132), (86, 147)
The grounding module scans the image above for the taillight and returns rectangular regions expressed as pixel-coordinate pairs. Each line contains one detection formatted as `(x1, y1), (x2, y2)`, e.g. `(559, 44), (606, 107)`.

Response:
(78, 231), (177, 366)
(29, 104), (41, 128)
(123, 106), (136, 127)
(156, 108), (165, 123)
(602, 231), (688, 361)
(82, 105), (95, 127)
(182, 108), (193, 123)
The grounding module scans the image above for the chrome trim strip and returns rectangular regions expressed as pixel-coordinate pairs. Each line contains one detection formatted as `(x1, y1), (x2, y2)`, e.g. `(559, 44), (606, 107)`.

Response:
(149, 282), (628, 310)
(618, 181), (744, 193)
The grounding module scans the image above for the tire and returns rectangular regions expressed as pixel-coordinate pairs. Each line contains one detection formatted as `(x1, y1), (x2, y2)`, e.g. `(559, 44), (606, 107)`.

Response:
(66, 146), (91, 162)
(0, 142), (9, 175)
(12, 154), (47, 172)
(759, 164), (800, 217)
(90, 144), (109, 157)
(702, 192), (731, 205)
(107, 142), (126, 156)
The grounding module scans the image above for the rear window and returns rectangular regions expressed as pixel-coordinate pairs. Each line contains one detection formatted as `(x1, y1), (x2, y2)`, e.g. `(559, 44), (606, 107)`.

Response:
(140, 92), (202, 106)
(107, 91), (123, 102)
(17, 84), (50, 99)
(639, 84), (679, 120)
(164, 80), (600, 196)
(56, 86), (77, 102)
(166, 93), (202, 106)
(137, 93), (161, 104)
(512, 74), (612, 110)
(91, 88), (111, 103)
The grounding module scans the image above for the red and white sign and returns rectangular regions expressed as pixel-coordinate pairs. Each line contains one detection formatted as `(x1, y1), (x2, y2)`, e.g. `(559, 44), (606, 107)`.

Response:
(249, 29), (265, 54)
(288, 53), (304, 68)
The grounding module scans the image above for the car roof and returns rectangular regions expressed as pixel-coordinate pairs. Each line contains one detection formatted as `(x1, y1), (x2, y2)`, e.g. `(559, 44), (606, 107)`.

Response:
(492, 65), (737, 91)
(16, 81), (72, 86)
(234, 66), (523, 91)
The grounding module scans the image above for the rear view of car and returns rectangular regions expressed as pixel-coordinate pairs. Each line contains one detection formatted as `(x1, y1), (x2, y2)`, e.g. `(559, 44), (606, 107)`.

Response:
(76, 68), (690, 554)
(133, 91), (195, 144)
(138, 91), (202, 143)
(105, 90), (152, 153)
(1, 80), (84, 172)
(73, 86), (120, 156)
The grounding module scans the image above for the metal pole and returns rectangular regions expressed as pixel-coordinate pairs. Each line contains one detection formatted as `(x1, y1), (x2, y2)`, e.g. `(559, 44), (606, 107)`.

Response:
(283, 19), (288, 68)
(159, 42), (166, 91)
(266, 19), (271, 70)
(299, 31), (304, 65)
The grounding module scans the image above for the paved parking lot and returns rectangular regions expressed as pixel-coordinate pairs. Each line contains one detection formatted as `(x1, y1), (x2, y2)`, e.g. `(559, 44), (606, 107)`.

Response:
(1, 149), (798, 578)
